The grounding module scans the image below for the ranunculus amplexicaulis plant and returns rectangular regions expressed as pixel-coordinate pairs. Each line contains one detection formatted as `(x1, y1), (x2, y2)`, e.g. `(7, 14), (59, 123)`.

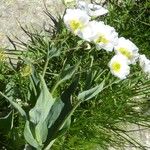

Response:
(0, 53), (106, 150)
(0, 1), (150, 150)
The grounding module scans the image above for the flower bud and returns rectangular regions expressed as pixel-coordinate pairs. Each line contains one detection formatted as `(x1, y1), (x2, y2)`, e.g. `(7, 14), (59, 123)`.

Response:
(20, 65), (32, 77)
(62, 0), (76, 7)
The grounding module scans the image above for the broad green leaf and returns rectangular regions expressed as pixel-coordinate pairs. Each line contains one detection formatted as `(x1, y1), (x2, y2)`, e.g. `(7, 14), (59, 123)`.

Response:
(0, 91), (27, 118)
(0, 111), (13, 131)
(47, 98), (64, 128)
(45, 77), (79, 146)
(24, 121), (39, 149)
(29, 75), (55, 147)
(29, 75), (55, 124)
(47, 76), (79, 131)
(43, 98), (65, 149)
(78, 80), (105, 101)
(35, 120), (48, 145)
(57, 117), (71, 137)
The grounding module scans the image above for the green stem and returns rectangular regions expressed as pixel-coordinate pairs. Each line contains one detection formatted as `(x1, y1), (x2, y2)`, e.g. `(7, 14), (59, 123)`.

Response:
(90, 55), (94, 67)
(29, 76), (37, 96)
(42, 57), (50, 77)
(51, 81), (60, 95)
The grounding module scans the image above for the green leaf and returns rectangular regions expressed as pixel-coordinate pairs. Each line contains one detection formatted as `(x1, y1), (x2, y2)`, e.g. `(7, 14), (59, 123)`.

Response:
(59, 64), (79, 83)
(29, 75), (55, 124)
(24, 121), (39, 149)
(29, 75), (56, 146)
(0, 91), (27, 118)
(0, 81), (27, 118)
(48, 47), (60, 59)
(47, 98), (64, 129)
(61, 75), (79, 102)
(51, 64), (79, 94)
(44, 139), (56, 150)
(5, 81), (15, 98)
(47, 76), (79, 131)
(0, 111), (13, 131)
(84, 70), (93, 90)
(78, 80), (105, 101)
(57, 117), (71, 136)
(44, 77), (79, 147)
(43, 97), (66, 148)
(35, 120), (48, 145)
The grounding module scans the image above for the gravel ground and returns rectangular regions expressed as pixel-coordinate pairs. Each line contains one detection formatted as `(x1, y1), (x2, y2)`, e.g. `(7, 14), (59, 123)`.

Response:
(0, 0), (150, 149)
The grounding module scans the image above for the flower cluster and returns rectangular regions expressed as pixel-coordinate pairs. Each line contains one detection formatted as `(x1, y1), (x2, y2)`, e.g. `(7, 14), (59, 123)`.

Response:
(63, 0), (150, 80)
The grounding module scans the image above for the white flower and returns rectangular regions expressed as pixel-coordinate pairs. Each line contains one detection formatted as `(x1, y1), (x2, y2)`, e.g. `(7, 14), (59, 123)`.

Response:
(88, 3), (108, 17)
(78, 21), (98, 41)
(90, 21), (118, 52)
(114, 37), (139, 64)
(108, 55), (130, 80)
(139, 54), (150, 75)
(77, 1), (88, 11)
(77, 1), (108, 17)
(63, 9), (90, 34)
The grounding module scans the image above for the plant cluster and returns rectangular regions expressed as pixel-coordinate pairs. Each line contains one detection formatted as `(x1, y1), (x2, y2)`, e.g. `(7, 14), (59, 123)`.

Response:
(0, 0), (150, 150)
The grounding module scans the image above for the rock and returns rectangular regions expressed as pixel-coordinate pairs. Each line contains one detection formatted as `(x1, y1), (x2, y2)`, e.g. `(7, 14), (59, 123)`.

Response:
(0, 0), (65, 48)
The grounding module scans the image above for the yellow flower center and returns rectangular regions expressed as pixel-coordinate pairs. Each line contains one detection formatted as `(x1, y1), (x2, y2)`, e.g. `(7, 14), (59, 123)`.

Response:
(96, 35), (109, 44)
(112, 61), (121, 72)
(118, 48), (132, 59)
(70, 20), (83, 32)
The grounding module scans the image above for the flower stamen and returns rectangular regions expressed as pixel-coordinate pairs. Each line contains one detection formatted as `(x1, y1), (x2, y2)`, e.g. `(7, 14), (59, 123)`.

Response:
(111, 61), (121, 72)
(70, 20), (83, 32)
(118, 48), (132, 59)
(96, 35), (109, 44)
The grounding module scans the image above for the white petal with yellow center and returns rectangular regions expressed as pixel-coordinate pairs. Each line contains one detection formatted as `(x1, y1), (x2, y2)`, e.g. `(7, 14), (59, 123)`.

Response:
(108, 55), (130, 80)
(90, 22), (118, 52)
(69, 19), (83, 32)
(64, 9), (90, 34)
(114, 37), (139, 64)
